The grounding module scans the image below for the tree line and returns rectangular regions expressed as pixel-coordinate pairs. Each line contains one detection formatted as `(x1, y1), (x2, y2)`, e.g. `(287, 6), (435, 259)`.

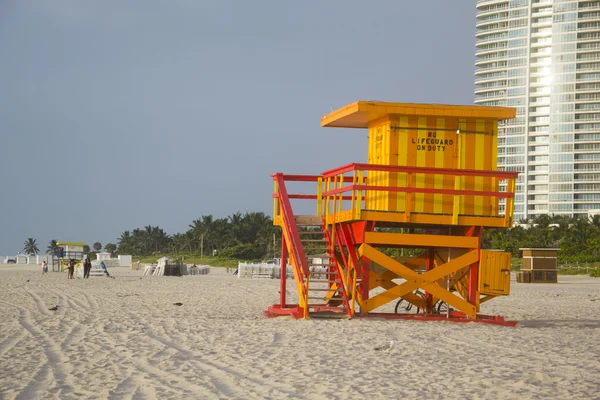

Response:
(114, 213), (600, 263)
(22, 239), (118, 257)
(483, 214), (600, 263)
(116, 212), (280, 260)
(22, 213), (600, 264)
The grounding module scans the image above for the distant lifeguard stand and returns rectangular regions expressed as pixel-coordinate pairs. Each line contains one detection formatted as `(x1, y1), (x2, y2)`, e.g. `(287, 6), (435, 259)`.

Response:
(51, 241), (87, 272)
(265, 101), (519, 325)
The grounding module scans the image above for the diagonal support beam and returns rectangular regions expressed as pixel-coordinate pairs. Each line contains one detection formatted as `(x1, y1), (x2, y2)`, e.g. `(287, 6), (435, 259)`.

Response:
(368, 270), (426, 310)
(358, 244), (479, 317)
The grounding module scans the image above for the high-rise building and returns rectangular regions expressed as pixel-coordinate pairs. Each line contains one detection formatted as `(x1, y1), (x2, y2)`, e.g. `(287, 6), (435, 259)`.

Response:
(475, 0), (600, 222)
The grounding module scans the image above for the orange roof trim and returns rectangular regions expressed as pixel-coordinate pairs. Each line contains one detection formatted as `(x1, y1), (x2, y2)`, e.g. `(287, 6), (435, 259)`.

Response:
(321, 101), (516, 129)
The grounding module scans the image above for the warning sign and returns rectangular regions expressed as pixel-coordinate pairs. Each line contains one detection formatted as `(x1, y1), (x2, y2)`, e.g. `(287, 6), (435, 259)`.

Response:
(412, 132), (454, 151)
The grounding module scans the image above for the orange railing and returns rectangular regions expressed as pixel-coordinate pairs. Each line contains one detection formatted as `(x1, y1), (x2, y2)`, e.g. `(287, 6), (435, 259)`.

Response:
(320, 163), (518, 227)
(272, 164), (518, 228)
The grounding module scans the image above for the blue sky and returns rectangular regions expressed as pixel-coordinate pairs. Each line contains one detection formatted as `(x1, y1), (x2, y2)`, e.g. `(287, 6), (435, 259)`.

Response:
(0, 0), (476, 255)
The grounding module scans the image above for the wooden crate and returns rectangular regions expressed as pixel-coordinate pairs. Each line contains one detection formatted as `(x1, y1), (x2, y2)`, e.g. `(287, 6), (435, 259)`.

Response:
(516, 271), (531, 283)
(520, 248), (559, 270)
(530, 270), (558, 283)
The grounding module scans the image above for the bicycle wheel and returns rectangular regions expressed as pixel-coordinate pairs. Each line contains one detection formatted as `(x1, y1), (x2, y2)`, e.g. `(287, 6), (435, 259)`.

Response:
(434, 300), (449, 314)
(394, 298), (421, 314)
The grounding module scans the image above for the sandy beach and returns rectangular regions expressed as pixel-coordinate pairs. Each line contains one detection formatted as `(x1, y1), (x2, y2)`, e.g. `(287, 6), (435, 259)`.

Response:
(1, 265), (599, 400)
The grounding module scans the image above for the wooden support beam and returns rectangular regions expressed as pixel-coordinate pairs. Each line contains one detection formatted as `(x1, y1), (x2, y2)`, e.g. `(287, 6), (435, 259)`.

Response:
(364, 232), (479, 249)
(358, 244), (479, 317)
(480, 295), (495, 304)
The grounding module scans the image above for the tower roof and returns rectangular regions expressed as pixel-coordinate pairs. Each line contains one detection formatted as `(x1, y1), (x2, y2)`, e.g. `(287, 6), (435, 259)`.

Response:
(320, 101), (516, 129)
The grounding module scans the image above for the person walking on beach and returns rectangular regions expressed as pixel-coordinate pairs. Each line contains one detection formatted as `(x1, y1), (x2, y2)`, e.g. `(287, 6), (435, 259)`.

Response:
(42, 260), (48, 274)
(100, 261), (111, 277)
(83, 257), (92, 279)
(67, 258), (76, 279)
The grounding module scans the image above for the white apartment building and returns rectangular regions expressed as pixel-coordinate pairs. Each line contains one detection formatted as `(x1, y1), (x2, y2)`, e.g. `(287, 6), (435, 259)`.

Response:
(475, 0), (600, 222)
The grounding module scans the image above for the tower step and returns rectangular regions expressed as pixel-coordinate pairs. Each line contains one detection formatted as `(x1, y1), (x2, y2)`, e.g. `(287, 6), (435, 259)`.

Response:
(308, 296), (344, 301)
(294, 215), (323, 226)
(308, 311), (349, 319)
(307, 304), (346, 310)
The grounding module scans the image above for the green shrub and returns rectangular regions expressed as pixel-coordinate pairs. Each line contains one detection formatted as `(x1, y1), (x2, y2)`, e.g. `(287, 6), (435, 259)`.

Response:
(590, 268), (600, 278)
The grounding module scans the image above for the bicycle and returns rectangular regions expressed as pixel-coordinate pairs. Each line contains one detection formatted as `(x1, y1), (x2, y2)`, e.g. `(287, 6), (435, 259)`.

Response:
(394, 289), (451, 315)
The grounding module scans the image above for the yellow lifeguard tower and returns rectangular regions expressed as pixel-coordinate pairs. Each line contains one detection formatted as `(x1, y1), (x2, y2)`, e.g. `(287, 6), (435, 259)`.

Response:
(266, 101), (518, 325)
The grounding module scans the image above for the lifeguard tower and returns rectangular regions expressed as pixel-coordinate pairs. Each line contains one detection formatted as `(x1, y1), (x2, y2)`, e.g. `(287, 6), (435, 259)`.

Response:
(265, 101), (519, 325)
(51, 241), (87, 272)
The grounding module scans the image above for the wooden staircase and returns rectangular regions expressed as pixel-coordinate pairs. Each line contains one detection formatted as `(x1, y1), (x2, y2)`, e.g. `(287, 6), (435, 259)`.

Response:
(268, 174), (352, 319)
(295, 216), (351, 319)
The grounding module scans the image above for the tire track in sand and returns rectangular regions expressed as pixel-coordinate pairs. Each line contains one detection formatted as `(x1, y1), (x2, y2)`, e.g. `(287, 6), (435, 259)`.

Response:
(15, 362), (52, 400)
(0, 331), (27, 358)
(22, 287), (53, 317)
(95, 329), (222, 398)
(96, 295), (293, 398)
(0, 300), (92, 399)
(40, 282), (91, 313)
(107, 376), (144, 400)
(144, 328), (295, 398)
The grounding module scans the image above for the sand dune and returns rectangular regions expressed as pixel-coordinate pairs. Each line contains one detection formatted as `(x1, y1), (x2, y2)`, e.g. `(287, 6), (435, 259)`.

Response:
(1, 265), (599, 399)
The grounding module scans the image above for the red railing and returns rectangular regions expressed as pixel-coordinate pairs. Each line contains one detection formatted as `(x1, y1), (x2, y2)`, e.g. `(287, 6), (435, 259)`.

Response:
(320, 163), (518, 226)
(272, 173), (311, 278)
(273, 162), (519, 229)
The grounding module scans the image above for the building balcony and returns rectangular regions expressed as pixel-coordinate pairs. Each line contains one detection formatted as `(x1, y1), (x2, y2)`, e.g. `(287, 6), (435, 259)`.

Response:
(474, 76), (507, 86)
(475, 56), (507, 67)
(531, 0), (553, 8)
(475, 67), (507, 76)
(475, 44), (508, 55)
(475, 20), (509, 32)
(575, 116), (600, 122)
(578, 14), (600, 22)
(531, 20), (553, 29)
(531, 30), (553, 38)
(474, 85), (507, 95)
(476, 2), (509, 15)
(531, 6), (553, 15)
(578, 24), (600, 32)
(475, 38), (508, 48)
(530, 40), (552, 48)
(577, 53), (600, 61)
(475, 94), (506, 103)
(575, 103), (600, 111)
(575, 35), (600, 44)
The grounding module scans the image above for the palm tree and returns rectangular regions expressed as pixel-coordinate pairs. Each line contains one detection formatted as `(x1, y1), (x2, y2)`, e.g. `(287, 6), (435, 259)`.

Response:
(46, 239), (59, 255)
(118, 231), (133, 255)
(171, 233), (186, 254)
(179, 231), (196, 253)
(23, 238), (39, 256)
(105, 243), (117, 254)
(190, 215), (216, 256)
(229, 212), (244, 243)
(213, 218), (235, 251)
(590, 214), (600, 230)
